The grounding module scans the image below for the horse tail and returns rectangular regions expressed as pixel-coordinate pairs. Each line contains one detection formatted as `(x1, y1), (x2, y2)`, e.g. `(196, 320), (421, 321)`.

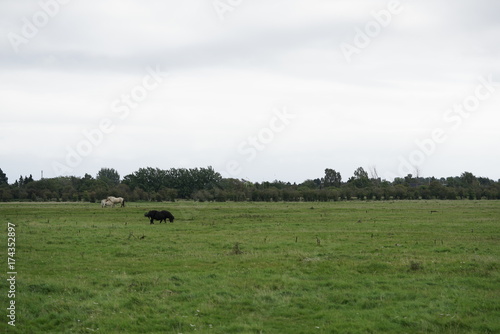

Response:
(122, 199), (125, 207)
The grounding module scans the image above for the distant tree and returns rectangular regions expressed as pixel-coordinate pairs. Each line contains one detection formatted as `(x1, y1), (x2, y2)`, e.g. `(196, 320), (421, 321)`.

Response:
(96, 168), (120, 186)
(158, 187), (178, 202)
(429, 180), (446, 199)
(167, 166), (222, 198)
(445, 176), (461, 187)
(460, 171), (477, 187)
(1, 164), (498, 202)
(270, 180), (289, 190)
(354, 167), (369, 180)
(282, 188), (301, 202)
(0, 186), (13, 201)
(77, 173), (96, 193)
(123, 166), (221, 199)
(124, 167), (167, 193)
(349, 167), (370, 188)
(478, 177), (494, 186)
(404, 174), (417, 187)
(368, 166), (382, 185)
(299, 179), (321, 189)
(322, 169), (342, 188)
(219, 178), (245, 192)
(0, 169), (8, 185)
(17, 176), (23, 187)
(16, 175), (33, 187)
(445, 187), (458, 200)
(191, 166), (223, 192)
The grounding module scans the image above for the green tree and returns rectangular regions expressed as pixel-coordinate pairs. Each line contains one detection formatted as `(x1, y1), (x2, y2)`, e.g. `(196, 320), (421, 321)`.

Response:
(322, 168), (342, 188)
(123, 166), (222, 199)
(460, 171), (477, 187)
(96, 168), (120, 186)
(123, 167), (166, 193)
(299, 179), (321, 189)
(0, 168), (8, 185)
(354, 167), (369, 180)
(349, 167), (370, 188)
(429, 180), (446, 199)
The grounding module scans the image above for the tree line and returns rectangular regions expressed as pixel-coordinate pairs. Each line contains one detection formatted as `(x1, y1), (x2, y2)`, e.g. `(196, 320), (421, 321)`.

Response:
(0, 167), (499, 202)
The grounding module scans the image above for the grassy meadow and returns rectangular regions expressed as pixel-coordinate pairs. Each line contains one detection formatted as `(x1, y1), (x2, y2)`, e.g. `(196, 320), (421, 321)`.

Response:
(1, 200), (499, 333)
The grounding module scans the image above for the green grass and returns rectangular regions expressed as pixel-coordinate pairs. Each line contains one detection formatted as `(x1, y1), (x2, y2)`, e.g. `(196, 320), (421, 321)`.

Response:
(1, 201), (499, 333)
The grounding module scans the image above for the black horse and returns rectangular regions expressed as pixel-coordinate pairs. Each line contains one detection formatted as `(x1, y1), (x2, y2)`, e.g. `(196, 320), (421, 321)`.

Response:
(144, 210), (175, 224)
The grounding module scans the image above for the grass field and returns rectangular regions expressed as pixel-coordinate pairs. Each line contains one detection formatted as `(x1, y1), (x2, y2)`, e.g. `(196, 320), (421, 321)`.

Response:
(1, 200), (499, 333)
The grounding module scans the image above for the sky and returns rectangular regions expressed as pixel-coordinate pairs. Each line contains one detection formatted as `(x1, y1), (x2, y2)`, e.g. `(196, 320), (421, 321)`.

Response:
(1, 0), (499, 184)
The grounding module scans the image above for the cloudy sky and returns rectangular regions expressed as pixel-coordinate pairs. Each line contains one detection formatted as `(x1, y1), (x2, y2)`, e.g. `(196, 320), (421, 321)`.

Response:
(1, 0), (499, 183)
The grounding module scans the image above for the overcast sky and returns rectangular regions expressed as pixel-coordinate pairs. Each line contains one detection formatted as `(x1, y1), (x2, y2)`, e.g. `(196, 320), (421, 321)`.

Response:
(1, 0), (499, 183)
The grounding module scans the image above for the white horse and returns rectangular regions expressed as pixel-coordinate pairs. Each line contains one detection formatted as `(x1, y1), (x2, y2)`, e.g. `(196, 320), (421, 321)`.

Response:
(106, 196), (125, 207)
(101, 199), (113, 208)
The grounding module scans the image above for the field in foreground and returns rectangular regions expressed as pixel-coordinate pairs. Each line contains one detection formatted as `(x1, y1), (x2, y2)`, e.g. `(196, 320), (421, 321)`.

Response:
(1, 200), (499, 333)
